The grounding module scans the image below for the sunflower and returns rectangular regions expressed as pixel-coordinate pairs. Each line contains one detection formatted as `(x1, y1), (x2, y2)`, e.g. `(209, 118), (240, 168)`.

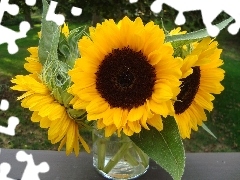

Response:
(11, 25), (90, 156)
(68, 16), (182, 137)
(173, 37), (225, 139)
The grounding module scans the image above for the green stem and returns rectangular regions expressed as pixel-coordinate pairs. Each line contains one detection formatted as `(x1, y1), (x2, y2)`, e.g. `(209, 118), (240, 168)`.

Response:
(124, 150), (139, 166)
(103, 142), (131, 173)
(132, 143), (149, 168)
(97, 138), (106, 170)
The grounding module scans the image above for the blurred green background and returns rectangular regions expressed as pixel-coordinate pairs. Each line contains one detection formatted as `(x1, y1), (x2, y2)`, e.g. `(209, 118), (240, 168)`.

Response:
(0, 0), (240, 152)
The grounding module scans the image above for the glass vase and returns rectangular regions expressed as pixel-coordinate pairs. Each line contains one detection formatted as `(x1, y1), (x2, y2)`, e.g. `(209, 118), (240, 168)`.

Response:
(92, 129), (149, 179)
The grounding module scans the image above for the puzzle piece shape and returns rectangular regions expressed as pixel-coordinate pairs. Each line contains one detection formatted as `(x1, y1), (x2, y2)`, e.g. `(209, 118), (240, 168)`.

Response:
(129, 0), (138, 3)
(150, 0), (240, 36)
(46, 0), (65, 26)
(0, 150), (49, 180)
(0, 162), (15, 180)
(25, 0), (37, 6)
(16, 151), (50, 180)
(71, 6), (82, 16)
(0, 0), (31, 54)
(0, 99), (19, 136)
(0, 21), (31, 54)
(0, 116), (19, 136)
(0, 0), (19, 22)
(0, 99), (9, 111)
(0, 149), (16, 180)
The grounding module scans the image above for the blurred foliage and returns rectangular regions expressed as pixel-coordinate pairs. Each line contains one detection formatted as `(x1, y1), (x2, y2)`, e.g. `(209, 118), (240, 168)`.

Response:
(155, 4), (231, 32)
(2, 0), (42, 26)
(2, 0), (231, 30)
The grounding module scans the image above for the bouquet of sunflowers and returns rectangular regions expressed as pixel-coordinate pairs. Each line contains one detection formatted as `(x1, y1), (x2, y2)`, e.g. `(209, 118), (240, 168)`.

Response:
(11, 0), (233, 179)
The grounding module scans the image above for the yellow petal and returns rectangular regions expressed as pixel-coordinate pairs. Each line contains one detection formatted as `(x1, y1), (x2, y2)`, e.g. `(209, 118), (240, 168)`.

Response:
(86, 96), (109, 114)
(49, 113), (70, 142)
(105, 125), (117, 137)
(152, 84), (173, 103)
(147, 114), (163, 131)
(58, 136), (67, 152)
(31, 111), (41, 122)
(113, 108), (123, 129)
(123, 126), (134, 136)
(66, 122), (76, 155)
(39, 117), (51, 128)
(194, 90), (214, 111)
(149, 99), (171, 117)
(97, 119), (105, 129)
(127, 121), (141, 133)
(79, 134), (90, 153)
(127, 105), (145, 122)
(174, 112), (191, 139)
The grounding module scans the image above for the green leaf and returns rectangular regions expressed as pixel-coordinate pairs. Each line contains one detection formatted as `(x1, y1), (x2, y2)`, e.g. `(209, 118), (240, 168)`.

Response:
(38, 0), (59, 64)
(165, 17), (233, 43)
(202, 122), (217, 139)
(130, 116), (185, 180)
(58, 26), (86, 67)
(41, 28), (61, 90)
(67, 108), (86, 120)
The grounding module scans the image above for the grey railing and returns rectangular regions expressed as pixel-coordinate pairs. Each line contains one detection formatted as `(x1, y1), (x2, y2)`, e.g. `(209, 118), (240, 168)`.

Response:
(0, 148), (240, 180)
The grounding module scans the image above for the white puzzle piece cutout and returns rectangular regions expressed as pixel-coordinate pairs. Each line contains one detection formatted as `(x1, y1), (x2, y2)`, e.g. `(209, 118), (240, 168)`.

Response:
(0, 0), (31, 54)
(0, 116), (19, 136)
(25, 0), (37, 6)
(71, 6), (82, 16)
(0, 0), (19, 22)
(46, 1), (65, 26)
(0, 99), (19, 136)
(0, 99), (9, 111)
(0, 149), (15, 180)
(150, 0), (240, 36)
(0, 162), (15, 180)
(0, 150), (50, 180)
(129, 0), (138, 3)
(16, 151), (50, 180)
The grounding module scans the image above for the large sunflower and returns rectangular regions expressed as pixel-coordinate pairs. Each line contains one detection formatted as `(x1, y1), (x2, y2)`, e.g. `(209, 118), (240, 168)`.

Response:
(173, 37), (225, 139)
(11, 25), (90, 156)
(68, 16), (182, 137)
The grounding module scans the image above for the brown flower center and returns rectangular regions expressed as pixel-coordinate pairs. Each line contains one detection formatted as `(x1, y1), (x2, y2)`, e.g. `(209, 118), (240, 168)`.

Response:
(174, 66), (201, 114)
(95, 47), (156, 110)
